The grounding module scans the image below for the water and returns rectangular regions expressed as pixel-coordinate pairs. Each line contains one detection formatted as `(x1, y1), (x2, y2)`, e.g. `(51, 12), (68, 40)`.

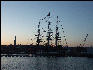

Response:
(1, 56), (93, 70)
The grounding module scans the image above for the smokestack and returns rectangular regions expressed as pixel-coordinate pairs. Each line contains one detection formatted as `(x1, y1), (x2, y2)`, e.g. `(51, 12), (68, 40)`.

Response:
(14, 36), (16, 46)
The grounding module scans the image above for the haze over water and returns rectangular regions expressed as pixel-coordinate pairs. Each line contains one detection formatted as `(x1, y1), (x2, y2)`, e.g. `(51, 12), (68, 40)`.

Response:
(1, 1), (93, 47)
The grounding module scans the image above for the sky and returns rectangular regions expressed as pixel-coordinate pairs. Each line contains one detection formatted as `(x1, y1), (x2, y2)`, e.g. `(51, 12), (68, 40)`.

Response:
(1, 1), (93, 47)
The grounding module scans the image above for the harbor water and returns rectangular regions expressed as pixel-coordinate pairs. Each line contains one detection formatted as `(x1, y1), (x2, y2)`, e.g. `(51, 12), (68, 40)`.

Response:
(1, 56), (93, 70)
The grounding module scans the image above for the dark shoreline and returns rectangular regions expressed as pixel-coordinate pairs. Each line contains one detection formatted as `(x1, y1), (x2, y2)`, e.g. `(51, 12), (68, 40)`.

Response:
(1, 45), (93, 58)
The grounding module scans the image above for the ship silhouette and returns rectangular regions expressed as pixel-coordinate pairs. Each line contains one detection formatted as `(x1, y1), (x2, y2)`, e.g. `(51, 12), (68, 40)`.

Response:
(1, 12), (93, 57)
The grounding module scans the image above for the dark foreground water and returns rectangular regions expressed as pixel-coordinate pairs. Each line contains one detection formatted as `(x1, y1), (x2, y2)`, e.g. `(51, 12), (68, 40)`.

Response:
(1, 56), (93, 70)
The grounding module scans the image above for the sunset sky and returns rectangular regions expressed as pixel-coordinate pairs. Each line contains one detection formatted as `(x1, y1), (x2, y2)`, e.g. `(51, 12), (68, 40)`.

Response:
(1, 1), (93, 47)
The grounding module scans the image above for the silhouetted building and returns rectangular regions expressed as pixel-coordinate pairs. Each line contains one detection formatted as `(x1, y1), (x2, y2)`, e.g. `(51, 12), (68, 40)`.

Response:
(14, 36), (16, 46)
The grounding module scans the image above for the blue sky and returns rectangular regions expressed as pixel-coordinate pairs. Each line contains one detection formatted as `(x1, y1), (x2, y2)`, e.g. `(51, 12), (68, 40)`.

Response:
(1, 1), (93, 47)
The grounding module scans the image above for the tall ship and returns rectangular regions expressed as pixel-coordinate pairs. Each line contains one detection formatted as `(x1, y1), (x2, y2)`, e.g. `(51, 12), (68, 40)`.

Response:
(1, 12), (93, 57)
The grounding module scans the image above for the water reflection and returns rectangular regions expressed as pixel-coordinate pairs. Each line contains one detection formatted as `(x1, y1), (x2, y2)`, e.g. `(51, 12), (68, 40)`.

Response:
(1, 56), (93, 70)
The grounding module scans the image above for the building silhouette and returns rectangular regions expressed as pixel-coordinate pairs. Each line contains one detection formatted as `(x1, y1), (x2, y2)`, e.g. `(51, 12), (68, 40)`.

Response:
(14, 36), (16, 46)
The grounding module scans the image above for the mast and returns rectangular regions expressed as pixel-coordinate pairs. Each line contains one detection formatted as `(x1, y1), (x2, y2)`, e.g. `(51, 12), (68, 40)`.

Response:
(35, 21), (42, 46)
(46, 12), (53, 46)
(55, 16), (61, 46)
(79, 33), (88, 47)
(47, 21), (53, 45)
